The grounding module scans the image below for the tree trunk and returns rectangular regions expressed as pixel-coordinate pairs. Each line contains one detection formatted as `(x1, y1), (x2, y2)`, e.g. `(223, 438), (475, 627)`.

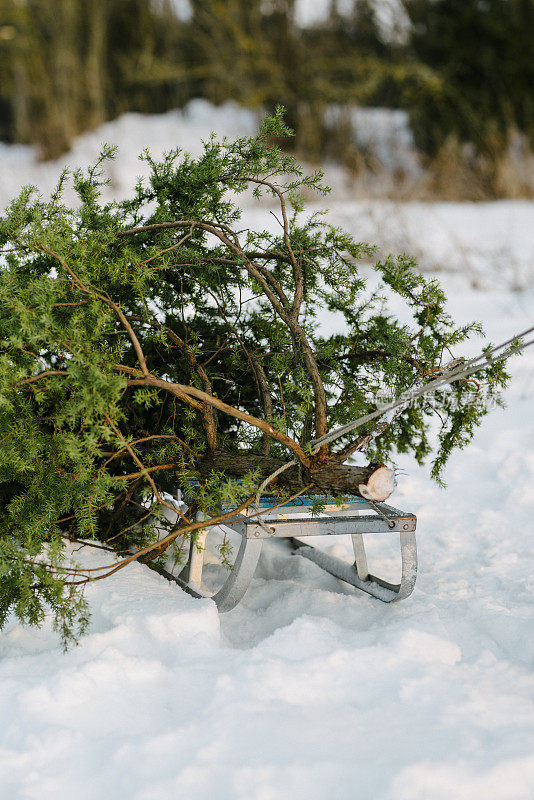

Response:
(200, 452), (396, 502)
(85, 1), (107, 129)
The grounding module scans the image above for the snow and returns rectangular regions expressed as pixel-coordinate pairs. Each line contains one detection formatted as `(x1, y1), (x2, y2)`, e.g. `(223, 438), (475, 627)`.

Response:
(324, 200), (534, 291)
(325, 105), (420, 175)
(4, 100), (530, 290)
(1, 105), (534, 800)
(166, 0), (192, 22)
(0, 100), (259, 209)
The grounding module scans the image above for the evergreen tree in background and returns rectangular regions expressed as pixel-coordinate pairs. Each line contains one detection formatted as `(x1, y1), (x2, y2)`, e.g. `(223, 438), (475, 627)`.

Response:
(0, 0), (400, 160)
(1, 0), (533, 184)
(0, 0), (191, 158)
(403, 0), (534, 157)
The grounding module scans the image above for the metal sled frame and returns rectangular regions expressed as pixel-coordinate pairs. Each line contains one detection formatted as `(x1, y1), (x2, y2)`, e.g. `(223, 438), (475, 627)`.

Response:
(154, 495), (417, 612)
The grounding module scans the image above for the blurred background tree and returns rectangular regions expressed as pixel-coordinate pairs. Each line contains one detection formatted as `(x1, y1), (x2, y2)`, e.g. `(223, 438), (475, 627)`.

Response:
(0, 0), (533, 195)
(0, 0), (191, 157)
(403, 0), (534, 157)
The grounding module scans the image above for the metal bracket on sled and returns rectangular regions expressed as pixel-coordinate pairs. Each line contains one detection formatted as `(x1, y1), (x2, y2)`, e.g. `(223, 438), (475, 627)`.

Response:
(160, 495), (417, 612)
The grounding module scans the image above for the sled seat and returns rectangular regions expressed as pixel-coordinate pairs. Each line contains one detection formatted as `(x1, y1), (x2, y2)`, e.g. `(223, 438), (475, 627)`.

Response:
(152, 491), (417, 612)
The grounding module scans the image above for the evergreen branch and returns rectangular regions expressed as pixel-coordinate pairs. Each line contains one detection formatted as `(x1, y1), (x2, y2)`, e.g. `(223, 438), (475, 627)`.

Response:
(101, 434), (198, 466)
(11, 370), (68, 387)
(114, 462), (183, 480)
(244, 176), (303, 313)
(37, 245), (151, 377)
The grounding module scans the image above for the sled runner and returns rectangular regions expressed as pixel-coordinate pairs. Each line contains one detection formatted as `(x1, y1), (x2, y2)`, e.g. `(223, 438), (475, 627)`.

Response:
(151, 493), (417, 612)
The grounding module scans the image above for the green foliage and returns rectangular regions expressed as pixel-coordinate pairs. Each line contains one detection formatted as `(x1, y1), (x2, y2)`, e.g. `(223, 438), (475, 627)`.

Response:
(0, 114), (508, 643)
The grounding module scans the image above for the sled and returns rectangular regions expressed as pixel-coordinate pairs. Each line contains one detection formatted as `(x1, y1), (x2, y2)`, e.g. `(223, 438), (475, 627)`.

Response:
(150, 492), (418, 612)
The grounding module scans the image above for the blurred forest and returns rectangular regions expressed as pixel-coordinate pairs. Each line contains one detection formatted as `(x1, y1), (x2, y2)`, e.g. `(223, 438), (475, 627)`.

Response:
(0, 0), (533, 197)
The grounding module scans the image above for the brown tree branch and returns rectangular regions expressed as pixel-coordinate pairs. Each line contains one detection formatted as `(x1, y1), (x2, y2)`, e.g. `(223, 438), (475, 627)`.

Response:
(250, 355), (274, 454)
(12, 370), (67, 387)
(131, 314), (218, 451)
(62, 496), (258, 585)
(119, 371), (311, 466)
(245, 176), (304, 316)
(102, 412), (191, 524)
(102, 434), (198, 468)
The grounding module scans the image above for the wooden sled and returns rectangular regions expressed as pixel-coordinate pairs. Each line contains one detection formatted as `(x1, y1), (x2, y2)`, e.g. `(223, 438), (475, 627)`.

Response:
(150, 493), (418, 612)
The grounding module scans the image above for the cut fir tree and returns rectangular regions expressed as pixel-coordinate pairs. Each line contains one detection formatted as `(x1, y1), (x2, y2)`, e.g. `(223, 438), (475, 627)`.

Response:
(0, 110), (508, 645)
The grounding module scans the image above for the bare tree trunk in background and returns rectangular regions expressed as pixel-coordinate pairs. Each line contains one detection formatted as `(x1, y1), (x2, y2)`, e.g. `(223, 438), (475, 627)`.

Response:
(53, 0), (80, 150)
(85, 1), (107, 129)
(12, 58), (30, 144)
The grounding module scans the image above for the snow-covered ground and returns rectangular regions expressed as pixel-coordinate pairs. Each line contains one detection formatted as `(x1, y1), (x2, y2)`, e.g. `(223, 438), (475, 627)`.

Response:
(1, 105), (534, 800)
(2, 99), (532, 290)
